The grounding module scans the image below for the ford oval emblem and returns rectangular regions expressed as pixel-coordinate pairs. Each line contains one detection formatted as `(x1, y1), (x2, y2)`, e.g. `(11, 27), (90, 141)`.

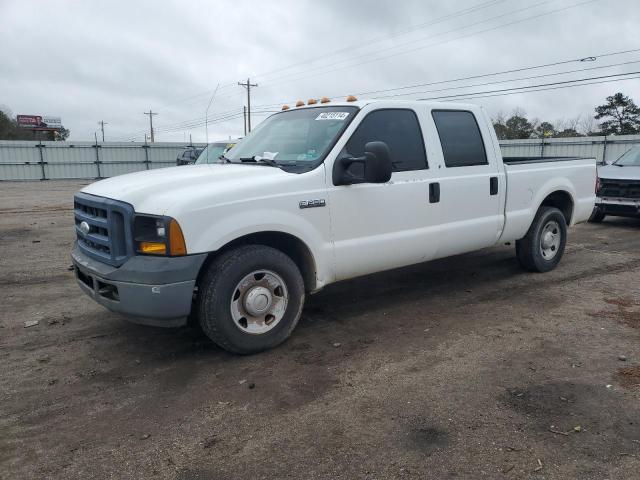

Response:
(79, 221), (91, 236)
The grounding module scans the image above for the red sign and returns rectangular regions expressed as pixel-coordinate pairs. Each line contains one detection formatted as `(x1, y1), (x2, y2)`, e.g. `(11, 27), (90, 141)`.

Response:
(17, 115), (42, 127)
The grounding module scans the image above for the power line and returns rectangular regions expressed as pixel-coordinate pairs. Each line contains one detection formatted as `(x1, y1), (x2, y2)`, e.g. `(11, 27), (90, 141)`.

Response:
(416, 70), (640, 101)
(251, 47), (640, 109)
(373, 59), (640, 99)
(258, 0), (599, 88)
(129, 46), (639, 140)
(151, 1), (506, 111)
(252, 0), (507, 81)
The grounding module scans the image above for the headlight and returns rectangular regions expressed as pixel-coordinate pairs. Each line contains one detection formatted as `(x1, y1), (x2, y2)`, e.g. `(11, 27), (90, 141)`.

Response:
(133, 215), (187, 256)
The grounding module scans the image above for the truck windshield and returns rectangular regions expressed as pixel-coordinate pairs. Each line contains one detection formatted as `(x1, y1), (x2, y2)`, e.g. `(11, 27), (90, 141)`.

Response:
(614, 147), (640, 166)
(225, 106), (358, 172)
(195, 142), (236, 164)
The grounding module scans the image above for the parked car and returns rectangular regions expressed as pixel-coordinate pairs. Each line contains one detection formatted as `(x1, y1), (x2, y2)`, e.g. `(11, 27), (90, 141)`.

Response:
(590, 146), (640, 222)
(175, 147), (203, 166)
(71, 99), (596, 354)
(193, 140), (240, 165)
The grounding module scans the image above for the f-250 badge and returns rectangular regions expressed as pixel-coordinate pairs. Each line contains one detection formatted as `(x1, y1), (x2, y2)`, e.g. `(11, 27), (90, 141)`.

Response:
(299, 199), (326, 209)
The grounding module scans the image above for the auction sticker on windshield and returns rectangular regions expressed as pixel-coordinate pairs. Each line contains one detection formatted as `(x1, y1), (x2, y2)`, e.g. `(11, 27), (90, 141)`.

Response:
(315, 112), (350, 121)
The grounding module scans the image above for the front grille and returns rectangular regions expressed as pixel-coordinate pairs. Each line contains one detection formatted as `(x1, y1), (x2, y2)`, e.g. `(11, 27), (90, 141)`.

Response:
(599, 178), (640, 199)
(74, 192), (134, 266)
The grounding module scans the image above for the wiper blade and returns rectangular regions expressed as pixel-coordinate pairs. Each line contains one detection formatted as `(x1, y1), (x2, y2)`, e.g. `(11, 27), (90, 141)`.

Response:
(218, 154), (232, 163)
(239, 156), (281, 168)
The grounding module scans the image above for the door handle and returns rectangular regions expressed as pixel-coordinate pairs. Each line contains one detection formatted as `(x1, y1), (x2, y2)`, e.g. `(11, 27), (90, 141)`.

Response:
(490, 177), (498, 195)
(429, 182), (440, 203)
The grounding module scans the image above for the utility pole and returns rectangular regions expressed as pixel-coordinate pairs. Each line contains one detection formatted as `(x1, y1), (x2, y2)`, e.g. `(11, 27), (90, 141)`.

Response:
(98, 120), (108, 142)
(238, 78), (258, 132)
(243, 106), (247, 136)
(143, 110), (158, 142)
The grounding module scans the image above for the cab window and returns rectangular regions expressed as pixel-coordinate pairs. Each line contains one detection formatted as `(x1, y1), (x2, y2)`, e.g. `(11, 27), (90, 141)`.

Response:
(344, 109), (428, 172)
(432, 110), (488, 167)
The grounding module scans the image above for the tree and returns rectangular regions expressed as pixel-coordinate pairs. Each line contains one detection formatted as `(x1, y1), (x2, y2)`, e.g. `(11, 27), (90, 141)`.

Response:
(0, 110), (33, 140)
(535, 121), (556, 138)
(555, 128), (582, 138)
(55, 127), (71, 141)
(594, 92), (640, 135)
(504, 114), (534, 139)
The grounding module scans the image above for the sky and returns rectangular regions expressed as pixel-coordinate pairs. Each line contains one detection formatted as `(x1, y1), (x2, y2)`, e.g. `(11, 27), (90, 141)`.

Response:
(1, 0), (639, 143)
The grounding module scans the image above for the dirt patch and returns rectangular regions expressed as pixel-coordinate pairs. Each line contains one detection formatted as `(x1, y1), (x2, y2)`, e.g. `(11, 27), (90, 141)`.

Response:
(501, 381), (640, 459)
(590, 296), (640, 329)
(615, 365), (640, 390)
(404, 423), (449, 455)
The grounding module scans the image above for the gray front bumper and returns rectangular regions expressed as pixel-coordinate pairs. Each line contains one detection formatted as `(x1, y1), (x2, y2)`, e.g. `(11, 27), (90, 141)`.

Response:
(71, 243), (207, 327)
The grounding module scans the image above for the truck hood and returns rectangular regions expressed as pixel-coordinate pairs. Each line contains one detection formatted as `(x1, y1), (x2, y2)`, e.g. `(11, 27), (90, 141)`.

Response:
(598, 164), (640, 181)
(82, 164), (292, 215)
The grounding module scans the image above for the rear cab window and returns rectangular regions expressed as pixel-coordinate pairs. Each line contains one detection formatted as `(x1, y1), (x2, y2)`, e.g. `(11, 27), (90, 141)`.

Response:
(431, 110), (487, 168)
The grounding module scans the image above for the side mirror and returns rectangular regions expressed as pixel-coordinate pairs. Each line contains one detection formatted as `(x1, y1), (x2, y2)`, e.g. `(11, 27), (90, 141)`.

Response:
(333, 141), (393, 186)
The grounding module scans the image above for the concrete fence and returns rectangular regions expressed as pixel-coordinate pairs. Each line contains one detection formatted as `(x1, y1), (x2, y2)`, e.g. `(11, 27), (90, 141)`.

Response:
(1, 135), (640, 181)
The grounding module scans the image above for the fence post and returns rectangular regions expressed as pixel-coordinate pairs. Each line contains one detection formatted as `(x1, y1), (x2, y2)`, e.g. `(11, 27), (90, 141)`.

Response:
(93, 133), (102, 178)
(601, 135), (608, 165)
(540, 138), (545, 158)
(37, 141), (47, 181)
(142, 138), (150, 170)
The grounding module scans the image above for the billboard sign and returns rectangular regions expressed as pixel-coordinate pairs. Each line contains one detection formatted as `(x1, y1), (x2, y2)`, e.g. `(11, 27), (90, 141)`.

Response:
(16, 115), (63, 130)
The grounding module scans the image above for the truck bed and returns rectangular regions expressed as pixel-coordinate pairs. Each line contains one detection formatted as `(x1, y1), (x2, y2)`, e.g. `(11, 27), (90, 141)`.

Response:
(499, 156), (597, 242)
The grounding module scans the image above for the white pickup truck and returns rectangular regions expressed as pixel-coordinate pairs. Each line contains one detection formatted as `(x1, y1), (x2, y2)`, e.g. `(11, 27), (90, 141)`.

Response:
(72, 98), (596, 353)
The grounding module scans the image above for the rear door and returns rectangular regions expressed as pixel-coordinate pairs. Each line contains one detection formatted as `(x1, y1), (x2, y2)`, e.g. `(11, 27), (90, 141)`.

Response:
(429, 109), (504, 257)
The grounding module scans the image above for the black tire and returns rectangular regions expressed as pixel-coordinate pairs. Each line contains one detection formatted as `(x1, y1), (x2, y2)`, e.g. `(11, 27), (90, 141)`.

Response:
(197, 245), (305, 354)
(515, 206), (567, 273)
(588, 207), (606, 223)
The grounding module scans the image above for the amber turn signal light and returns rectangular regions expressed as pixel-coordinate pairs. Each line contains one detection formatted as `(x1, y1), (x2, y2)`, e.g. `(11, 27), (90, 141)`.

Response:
(139, 241), (167, 255)
(169, 219), (187, 256)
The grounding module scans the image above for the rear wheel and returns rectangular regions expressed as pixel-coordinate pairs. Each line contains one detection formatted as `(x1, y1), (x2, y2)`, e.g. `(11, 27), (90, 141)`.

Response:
(516, 206), (567, 273)
(588, 207), (606, 223)
(197, 245), (305, 354)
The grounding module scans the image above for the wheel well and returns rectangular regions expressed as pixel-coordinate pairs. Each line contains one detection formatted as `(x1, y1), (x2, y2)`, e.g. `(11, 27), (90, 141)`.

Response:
(199, 231), (317, 292)
(540, 190), (573, 225)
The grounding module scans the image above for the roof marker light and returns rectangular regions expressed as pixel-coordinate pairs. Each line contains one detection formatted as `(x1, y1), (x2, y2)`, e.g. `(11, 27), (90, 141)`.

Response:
(307, 99), (317, 105)
(295, 100), (305, 107)
(320, 97), (331, 103)
(282, 105), (290, 110)
(346, 95), (357, 102)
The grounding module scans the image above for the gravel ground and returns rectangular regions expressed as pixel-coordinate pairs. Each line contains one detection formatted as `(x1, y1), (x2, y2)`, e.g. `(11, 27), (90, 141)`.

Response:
(1, 180), (639, 480)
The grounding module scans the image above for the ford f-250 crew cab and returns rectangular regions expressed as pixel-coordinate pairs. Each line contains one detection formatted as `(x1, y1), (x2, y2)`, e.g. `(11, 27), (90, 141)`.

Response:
(72, 98), (596, 354)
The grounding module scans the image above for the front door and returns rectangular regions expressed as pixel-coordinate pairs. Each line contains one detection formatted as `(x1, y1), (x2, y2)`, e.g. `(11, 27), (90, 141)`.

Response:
(327, 107), (441, 281)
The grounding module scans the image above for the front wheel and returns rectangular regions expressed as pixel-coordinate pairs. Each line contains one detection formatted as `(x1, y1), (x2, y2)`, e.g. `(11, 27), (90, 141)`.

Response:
(197, 245), (305, 354)
(516, 206), (567, 273)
